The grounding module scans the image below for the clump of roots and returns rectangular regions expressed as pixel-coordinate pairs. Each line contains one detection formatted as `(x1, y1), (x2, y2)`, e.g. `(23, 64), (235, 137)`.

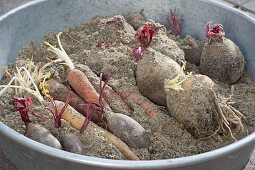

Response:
(211, 86), (246, 141)
(0, 58), (54, 104)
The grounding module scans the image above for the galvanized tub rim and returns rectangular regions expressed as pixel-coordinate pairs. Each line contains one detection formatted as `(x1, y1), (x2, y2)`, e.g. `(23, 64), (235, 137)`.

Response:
(0, 0), (255, 169)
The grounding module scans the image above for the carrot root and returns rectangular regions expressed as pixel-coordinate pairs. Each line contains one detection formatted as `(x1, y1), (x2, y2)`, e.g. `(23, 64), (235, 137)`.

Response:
(67, 69), (101, 105)
(119, 89), (161, 117)
(52, 101), (139, 160)
(76, 64), (131, 114)
(46, 79), (102, 123)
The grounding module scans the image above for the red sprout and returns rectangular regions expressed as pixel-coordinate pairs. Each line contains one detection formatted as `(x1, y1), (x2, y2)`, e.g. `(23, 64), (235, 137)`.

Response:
(132, 46), (145, 61)
(80, 103), (97, 133)
(168, 9), (182, 36)
(206, 22), (225, 44)
(131, 24), (155, 61)
(96, 42), (104, 48)
(13, 96), (34, 125)
(45, 87), (71, 128)
(80, 72), (114, 132)
(135, 24), (155, 47)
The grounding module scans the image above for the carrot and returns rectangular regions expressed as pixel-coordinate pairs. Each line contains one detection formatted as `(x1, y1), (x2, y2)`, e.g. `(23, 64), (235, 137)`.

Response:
(45, 79), (102, 123)
(76, 64), (131, 114)
(45, 33), (150, 149)
(51, 100), (139, 160)
(67, 69), (104, 105)
(45, 32), (107, 110)
(119, 88), (162, 117)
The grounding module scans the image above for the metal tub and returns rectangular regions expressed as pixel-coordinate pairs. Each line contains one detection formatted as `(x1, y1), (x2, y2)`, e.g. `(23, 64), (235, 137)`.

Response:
(0, 0), (255, 169)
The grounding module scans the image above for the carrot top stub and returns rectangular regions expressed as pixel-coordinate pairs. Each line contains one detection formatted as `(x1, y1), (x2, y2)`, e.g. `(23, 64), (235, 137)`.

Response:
(67, 69), (101, 105)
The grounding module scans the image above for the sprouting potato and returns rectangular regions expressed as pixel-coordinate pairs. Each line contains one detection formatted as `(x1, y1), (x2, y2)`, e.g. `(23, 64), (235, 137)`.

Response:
(200, 22), (245, 84)
(25, 123), (62, 150)
(165, 74), (218, 138)
(165, 74), (245, 140)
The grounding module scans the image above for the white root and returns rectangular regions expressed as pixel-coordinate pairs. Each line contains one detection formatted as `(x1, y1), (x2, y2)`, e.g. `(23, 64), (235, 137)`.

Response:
(44, 32), (75, 70)
(211, 87), (245, 141)
(0, 59), (53, 104)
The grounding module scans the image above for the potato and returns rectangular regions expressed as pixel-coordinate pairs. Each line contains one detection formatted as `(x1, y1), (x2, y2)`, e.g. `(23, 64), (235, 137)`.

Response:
(105, 112), (150, 149)
(62, 133), (84, 154)
(25, 123), (62, 150)
(166, 74), (219, 138)
(200, 38), (245, 84)
(136, 49), (183, 106)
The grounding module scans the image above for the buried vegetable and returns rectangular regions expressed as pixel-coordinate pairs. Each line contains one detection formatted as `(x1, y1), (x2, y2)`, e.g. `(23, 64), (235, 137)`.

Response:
(45, 33), (150, 149)
(62, 133), (85, 154)
(136, 49), (183, 106)
(45, 79), (102, 123)
(2, 13), (255, 161)
(200, 22), (245, 84)
(13, 96), (62, 149)
(51, 100), (139, 160)
(165, 69), (245, 140)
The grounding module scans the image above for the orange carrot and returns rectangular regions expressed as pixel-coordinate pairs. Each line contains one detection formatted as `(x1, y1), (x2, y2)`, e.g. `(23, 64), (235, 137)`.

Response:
(76, 64), (131, 114)
(119, 88), (162, 117)
(67, 69), (103, 105)
(45, 33), (149, 148)
(45, 32), (107, 109)
(52, 101), (139, 160)
(46, 79), (102, 123)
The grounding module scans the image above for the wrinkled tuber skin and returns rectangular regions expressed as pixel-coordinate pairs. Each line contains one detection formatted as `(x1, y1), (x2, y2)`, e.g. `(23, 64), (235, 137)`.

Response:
(166, 74), (219, 138)
(136, 49), (183, 106)
(200, 38), (245, 84)
(106, 112), (150, 149)
(62, 133), (85, 154)
(25, 123), (62, 150)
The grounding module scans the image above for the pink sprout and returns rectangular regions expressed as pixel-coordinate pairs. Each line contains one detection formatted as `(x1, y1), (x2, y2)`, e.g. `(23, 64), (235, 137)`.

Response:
(168, 9), (182, 36)
(206, 22), (225, 44)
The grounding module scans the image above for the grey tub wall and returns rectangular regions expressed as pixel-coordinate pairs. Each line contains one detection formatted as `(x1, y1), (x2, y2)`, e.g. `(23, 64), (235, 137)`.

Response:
(0, 0), (255, 170)
(0, 0), (255, 79)
(1, 123), (255, 170)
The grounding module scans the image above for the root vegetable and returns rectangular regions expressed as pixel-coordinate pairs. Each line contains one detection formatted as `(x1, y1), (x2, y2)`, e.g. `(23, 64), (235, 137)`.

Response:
(105, 112), (150, 149)
(51, 101), (139, 160)
(62, 133), (84, 154)
(45, 32), (106, 108)
(25, 123), (62, 150)
(200, 23), (245, 84)
(46, 79), (102, 123)
(165, 74), (245, 140)
(76, 64), (131, 114)
(67, 69), (104, 106)
(45, 33), (149, 148)
(52, 100), (149, 149)
(151, 29), (185, 64)
(136, 49), (183, 106)
(119, 88), (162, 117)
